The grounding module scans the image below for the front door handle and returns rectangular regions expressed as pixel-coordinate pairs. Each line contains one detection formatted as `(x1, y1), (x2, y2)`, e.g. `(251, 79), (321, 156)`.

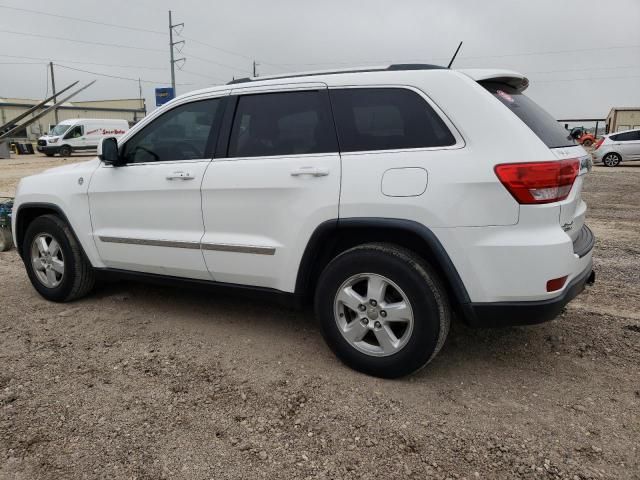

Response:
(290, 166), (329, 177)
(166, 171), (195, 180)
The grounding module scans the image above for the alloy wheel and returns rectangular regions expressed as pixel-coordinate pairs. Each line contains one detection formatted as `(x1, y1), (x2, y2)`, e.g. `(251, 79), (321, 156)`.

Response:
(333, 273), (414, 357)
(30, 233), (65, 288)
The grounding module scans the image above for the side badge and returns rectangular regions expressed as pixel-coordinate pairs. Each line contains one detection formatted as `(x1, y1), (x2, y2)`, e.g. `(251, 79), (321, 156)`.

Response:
(78, 177), (84, 186)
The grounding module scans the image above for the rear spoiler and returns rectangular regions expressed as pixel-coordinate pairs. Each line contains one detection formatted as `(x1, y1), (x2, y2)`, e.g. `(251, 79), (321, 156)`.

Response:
(457, 69), (530, 92)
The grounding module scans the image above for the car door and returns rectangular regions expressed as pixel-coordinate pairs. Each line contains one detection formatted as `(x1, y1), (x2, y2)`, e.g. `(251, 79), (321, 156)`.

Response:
(626, 130), (640, 160)
(88, 94), (227, 279)
(63, 124), (85, 150)
(200, 84), (341, 292)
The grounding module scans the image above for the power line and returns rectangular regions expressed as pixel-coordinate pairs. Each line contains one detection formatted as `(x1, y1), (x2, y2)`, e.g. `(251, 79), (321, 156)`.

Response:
(0, 4), (165, 35)
(533, 74), (640, 84)
(275, 44), (640, 68)
(180, 69), (227, 83)
(0, 30), (165, 53)
(180, 34), (285, 71)
(184, 51), (252, 74)
(526, 65), (640, 75)
(53, 63), (194, 86)
(0, 53), (166, 71)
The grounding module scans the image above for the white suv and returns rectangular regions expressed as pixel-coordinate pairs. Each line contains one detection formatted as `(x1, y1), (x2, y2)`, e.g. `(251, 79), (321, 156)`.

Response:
(12, 65), (595, 378)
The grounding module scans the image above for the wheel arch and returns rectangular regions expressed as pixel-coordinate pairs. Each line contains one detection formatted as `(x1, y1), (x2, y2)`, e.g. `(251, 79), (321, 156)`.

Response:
(295, 218), (472, 317)
(15, 203), (79, 258)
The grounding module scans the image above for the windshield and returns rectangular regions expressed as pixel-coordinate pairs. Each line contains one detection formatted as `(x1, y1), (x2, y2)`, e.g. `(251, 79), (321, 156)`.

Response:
(482, 82), (576, 149)
(51, 124), (71, 136)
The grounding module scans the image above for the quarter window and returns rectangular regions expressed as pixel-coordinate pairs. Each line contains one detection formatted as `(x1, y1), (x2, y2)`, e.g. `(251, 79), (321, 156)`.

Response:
(329, 88), (455, 152)
(227, 90), (337, 158)
(121, 99), (220, 163)
(611, 130), (640, 141)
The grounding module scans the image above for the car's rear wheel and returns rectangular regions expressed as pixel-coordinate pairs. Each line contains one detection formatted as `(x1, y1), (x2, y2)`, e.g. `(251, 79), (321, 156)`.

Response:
(603, 152), (621, 167)
(58, 145), (72, 157)
(315, 243), (450, 378)
(23, 214), (94, 302)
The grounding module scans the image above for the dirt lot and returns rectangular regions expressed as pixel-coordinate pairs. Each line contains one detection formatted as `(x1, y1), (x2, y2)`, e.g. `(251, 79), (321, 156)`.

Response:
(1, 154), (638, 480)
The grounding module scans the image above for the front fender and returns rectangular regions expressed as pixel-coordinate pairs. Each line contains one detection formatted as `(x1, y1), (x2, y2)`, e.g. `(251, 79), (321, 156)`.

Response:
(13, 160), (104, 268)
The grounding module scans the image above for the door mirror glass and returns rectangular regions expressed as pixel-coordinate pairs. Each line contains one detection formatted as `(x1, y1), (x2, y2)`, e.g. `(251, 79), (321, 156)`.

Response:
(98, 137), (122, 165)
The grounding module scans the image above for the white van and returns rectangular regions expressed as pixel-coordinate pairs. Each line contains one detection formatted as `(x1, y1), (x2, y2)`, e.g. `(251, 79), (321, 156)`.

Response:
(37, 119), (129, 157)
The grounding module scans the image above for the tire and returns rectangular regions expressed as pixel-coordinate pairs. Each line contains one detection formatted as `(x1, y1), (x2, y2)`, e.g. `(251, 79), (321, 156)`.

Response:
(582, 139), (593, 147)
(0, 228), (13, 251)
(602, 152), (621, 167)
(58, 145), (72, 157)
(314, 243), (451, 378)
(45, 153), (55, 157)
(22, 214), (95, 302)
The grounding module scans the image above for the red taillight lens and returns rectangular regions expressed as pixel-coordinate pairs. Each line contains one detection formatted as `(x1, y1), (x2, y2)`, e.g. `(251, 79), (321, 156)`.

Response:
(494, 159), (579, 204)
(593, 138), (604, 150)
(546, 275), (568, 292)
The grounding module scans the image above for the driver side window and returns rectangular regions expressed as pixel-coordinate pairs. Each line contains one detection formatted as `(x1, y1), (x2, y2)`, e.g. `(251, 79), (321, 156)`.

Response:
(121, 98), (220, 164)
(64, 125), (83, 139)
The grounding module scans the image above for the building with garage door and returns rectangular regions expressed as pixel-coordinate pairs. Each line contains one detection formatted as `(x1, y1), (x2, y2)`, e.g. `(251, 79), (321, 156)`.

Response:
(0, 97), (146, 141)
(606, 107), (640, 133)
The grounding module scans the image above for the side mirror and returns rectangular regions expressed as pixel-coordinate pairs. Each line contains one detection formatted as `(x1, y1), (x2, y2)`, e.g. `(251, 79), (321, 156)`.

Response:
(98, 137), (123, 166)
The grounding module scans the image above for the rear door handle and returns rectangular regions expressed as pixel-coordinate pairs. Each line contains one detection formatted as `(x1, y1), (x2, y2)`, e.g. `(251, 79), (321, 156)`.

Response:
(290, 166), (329, 177)
(166, 171), (195, 180)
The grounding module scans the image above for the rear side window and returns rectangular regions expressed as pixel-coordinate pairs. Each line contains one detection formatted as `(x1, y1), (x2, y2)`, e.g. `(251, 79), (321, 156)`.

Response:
(611, 130), (640, 141)
(329, 88), (455, 152)
(482, 82), (575, 149)
(228, 90), (337, 157)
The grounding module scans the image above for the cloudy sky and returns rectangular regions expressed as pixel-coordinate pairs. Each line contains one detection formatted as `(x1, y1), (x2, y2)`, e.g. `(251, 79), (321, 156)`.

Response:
(1, 0), (639, 119)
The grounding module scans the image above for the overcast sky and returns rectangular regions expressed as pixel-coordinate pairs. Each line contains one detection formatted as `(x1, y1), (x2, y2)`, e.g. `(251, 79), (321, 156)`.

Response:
(1, 0), (639, 119)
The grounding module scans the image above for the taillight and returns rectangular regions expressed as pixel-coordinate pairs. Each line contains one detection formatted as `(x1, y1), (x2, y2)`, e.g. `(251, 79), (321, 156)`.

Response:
(593, 138), (604, 150)
(546, 275), (568, 292)
(494, 159), (579, 204)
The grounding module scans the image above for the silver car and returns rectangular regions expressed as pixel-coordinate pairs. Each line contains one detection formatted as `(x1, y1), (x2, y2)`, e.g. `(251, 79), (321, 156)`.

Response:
(593, 128), (640, 167)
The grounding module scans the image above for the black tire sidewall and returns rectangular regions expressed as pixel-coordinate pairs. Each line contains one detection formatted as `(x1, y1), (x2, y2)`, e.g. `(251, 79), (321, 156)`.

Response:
(23, 216), (78, 302)
(315, 247), (445, 378)
(59, 146), (71, 157)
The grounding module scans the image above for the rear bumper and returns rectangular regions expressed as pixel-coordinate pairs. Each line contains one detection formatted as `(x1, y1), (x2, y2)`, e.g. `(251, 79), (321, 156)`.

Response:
(463, 259), (594, 327)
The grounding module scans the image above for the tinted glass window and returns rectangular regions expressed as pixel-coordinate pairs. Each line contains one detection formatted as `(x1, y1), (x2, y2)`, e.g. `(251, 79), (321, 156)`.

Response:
(330, 88), (455, 152)
(122, 99), (220, 163)
(64, 125), (83, 139)
(228, 90), (337, 157)
(611, 130), (640, 141)
(483, 82), (575, 149)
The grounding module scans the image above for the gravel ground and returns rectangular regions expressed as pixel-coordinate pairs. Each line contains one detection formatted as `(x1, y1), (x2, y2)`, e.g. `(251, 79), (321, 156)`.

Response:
(1, 155), (639, 480)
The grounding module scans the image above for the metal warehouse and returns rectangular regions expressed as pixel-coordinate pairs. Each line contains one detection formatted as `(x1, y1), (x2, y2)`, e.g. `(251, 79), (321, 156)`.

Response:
(0, 97), (146, 141)
(606, 107), (640, 133)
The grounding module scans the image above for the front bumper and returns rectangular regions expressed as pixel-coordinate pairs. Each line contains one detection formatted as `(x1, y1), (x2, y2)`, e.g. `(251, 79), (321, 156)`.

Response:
(36, 145), (60, 154)
(463, 259), (595, 327)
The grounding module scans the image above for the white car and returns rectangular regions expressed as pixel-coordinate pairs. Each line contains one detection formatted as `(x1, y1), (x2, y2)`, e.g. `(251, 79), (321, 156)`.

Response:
(37, 118), (129, 157)
(12, 65), (595, 378)
(592, 128), (640, 167)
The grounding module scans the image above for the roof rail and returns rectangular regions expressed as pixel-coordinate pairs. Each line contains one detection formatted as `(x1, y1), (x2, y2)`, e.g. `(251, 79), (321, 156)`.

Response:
(226, 63), (446, 85)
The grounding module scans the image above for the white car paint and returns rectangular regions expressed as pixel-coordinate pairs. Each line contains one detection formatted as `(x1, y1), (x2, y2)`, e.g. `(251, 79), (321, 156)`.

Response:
(592, 128), (640, 165)
(14, 66), (590, 305)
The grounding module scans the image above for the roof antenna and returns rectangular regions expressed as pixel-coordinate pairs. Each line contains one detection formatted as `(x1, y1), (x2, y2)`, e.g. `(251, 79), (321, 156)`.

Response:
(447, 41), (463, 69)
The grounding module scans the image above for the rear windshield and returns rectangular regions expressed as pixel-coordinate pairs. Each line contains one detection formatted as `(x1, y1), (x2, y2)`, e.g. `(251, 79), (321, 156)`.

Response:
(482, 82), (575, 149)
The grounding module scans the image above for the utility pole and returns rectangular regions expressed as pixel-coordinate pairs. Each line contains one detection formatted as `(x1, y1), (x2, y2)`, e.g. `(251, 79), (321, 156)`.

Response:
(49, 61), (58, 124)
(168, 10), (185, 95)
(253, 60), (259, 77)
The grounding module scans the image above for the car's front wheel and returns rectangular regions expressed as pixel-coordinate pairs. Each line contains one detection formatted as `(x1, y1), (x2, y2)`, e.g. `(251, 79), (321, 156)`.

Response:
(23, 214), (95, 302)
(315, 243), (450, 378)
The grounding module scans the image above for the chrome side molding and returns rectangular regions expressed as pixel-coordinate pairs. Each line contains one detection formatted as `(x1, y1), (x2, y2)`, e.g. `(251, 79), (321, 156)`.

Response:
(99, 236), (276, 255)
